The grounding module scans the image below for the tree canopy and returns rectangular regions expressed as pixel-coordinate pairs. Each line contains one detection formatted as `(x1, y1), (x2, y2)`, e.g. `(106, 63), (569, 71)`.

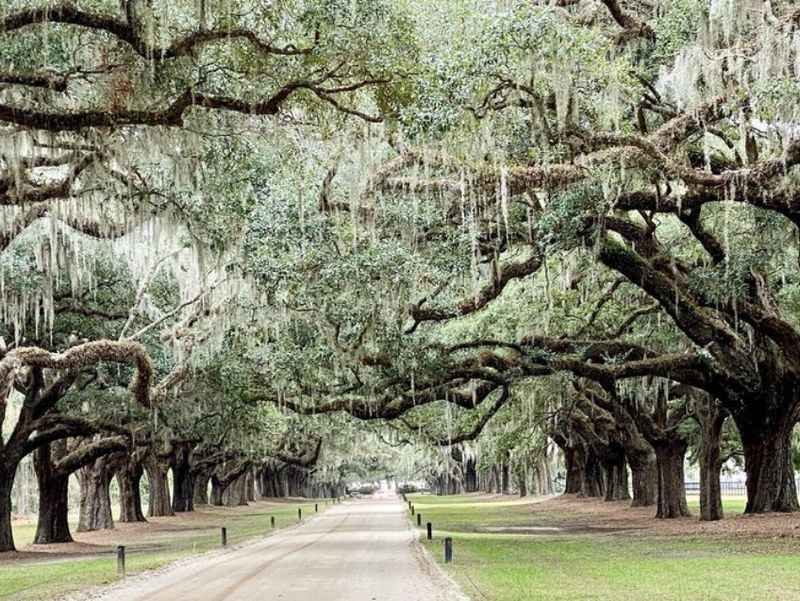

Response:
(2, 0), (800, 552)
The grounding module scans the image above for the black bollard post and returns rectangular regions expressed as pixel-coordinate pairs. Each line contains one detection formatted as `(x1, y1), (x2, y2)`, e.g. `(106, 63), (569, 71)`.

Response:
(427, 522), (432, 540)
(315, 503), (318, 513)
(444, 537), (453, 563)
(117, 545), (126, 577)
(417, 513), (422, 527)
(298, 507), (302, 521)
(271, 516), (275, 529)
(221, 527), (227, 547)
(411, 505), (415, 516)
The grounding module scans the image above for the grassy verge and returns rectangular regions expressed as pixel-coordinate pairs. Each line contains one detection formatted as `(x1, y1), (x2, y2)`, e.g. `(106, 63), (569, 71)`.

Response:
(0, 500), (328, 601)
(409, 494), (800, 601)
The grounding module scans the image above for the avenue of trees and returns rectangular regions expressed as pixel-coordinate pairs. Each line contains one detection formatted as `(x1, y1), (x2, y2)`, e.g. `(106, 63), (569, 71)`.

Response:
(2, 0), (800, 554)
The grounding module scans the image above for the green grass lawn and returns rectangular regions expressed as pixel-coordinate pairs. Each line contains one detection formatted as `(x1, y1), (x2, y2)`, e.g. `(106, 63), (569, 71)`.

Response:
(409, 494), (800, 601)
(0, 500), (328, 601)
(686, 497), (747, 514)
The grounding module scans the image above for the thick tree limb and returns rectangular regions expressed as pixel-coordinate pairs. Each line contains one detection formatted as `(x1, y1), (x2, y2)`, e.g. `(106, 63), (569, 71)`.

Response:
(0, 340), (154, 409)
(0, 4), (317, 61)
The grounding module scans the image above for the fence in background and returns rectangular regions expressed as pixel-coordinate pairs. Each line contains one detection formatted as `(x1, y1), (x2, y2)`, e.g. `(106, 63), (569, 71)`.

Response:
(684, 481), (746, 496)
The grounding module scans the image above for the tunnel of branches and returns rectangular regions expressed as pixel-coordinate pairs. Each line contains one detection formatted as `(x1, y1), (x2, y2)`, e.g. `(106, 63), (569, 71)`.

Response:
(2, 0), (800, 553)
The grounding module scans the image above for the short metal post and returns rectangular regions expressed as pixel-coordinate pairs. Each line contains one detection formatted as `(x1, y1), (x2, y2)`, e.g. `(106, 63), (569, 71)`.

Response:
(298, 507), (302, 521)
(315, 503), (318, 513)
(411, 504), (415, 516)
(221, 527), (227, 547)
(117, 545), (126, 576)
(427, 522), (432, 540)
(444, 537), (453, 563)
(417, 513), (421, 527)
(270, 516), (275, 529)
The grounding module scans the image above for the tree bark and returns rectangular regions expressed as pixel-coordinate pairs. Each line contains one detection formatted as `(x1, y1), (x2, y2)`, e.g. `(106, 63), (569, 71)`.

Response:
(464, 456), (478, 492)
(563, 444), (585, 494)
(501, 463), (511, 495)
(0, 468), (14, 552)
(580, 448), (605, 498)
(654, 440), (690, 519)
(33, 444), (72, 543)
(698, 407), (725, 521)
(630, 459), (658, 507)
(193, 473), (210, 505)
(210, 476), (225, 506)
(724, 356), (800, 513)
(246, 470), (256, 503)
(77, 457), (116, 532)
(144, 455), (173, 517)
(170, 444), (194, 513)
(223, 475), (248, 506)
(601, 448), (630, 502)
(740, 422), (799, 513)
(117, 459), (146, 523)
(171, 464), (194, 513)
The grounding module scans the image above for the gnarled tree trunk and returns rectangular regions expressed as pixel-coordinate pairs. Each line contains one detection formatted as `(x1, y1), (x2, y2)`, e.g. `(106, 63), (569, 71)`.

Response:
(501, 463), (511, 495)
(171, 443), (195, 513)
(77, 456), (116, 532)
(117, 458), (146, 523)
(210, 476), (225, 506)
(246, 470), (256, 503)
(144, 454), (173, 517)
(464, 456), (478, 492)
(630, 459), (658, 507)
(580, 448), (605, 498)
(0, 468), (14, 552)
(193, 473), (210, 505)
(563, 443), (585, 494)
(739, 422), (799, 514)
(654, 440), (689, 519)
(33, 444), (71, 544)
(601, 446), (630, 502)
(697, 403), (726, 521)
(223, 475), (248, 506)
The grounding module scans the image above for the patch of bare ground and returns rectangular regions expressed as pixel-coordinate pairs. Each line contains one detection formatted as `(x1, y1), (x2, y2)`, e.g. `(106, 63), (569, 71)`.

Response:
(534, 495), (800, 538)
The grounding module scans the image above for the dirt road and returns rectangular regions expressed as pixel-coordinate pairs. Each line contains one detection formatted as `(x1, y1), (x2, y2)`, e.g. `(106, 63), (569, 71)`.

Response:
(93, 496), (462, 601)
